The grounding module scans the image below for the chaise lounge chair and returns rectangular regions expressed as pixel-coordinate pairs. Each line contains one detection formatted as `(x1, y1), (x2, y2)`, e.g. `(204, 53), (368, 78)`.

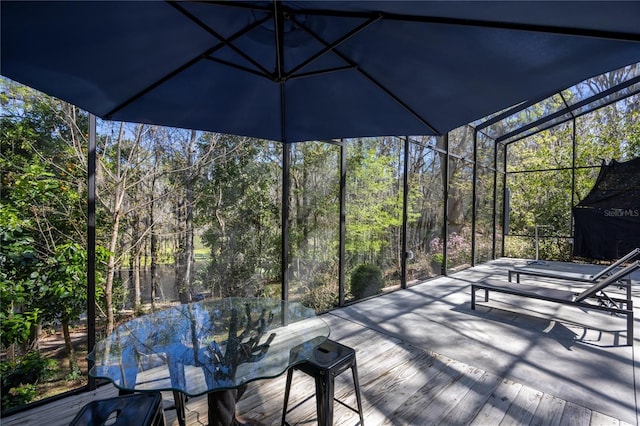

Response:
(471, 260), (640, 345)
(508, 247), (640, 284)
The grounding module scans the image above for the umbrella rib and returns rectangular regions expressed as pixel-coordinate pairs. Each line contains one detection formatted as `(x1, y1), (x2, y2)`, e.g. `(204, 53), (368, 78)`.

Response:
(357, 70), (441, 136)
(273, 0), (287, 142)
(273, 0), (285, 82)
(203, 57), (274, 80)
(295, 19), (441, 135)
(352, 65), (442, 136)
(202, 0), (272, 13)
(284, 14), (382, 79)
(287, 65), (358, 81)
(105, 53), (205, 119)
(169, 1), (273, 77)
(105, 2), (274, 119)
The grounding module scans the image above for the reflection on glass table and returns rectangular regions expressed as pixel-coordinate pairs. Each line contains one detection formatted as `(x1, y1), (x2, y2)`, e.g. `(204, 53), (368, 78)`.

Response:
(88, 297), (329, 426)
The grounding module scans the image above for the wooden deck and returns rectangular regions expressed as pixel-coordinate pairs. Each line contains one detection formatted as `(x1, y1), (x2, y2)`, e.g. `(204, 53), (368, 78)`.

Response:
(3, 319), (634, 426)
(3, 259), (638, 425)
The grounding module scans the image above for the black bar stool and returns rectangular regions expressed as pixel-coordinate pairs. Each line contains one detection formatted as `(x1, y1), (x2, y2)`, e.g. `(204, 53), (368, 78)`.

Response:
(282, 339), (364, 426)
(70, 392), (165, 426)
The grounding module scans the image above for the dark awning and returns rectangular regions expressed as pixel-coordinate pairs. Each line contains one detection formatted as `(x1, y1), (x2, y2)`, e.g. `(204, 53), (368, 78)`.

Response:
(2, 1), (639, 142)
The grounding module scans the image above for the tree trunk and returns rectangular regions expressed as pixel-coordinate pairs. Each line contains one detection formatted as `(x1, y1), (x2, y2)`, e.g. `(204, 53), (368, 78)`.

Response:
(175, 199), (188, 303)
(436, 135), (464, 235)
(150, 148), (160, 308)
(150, 204), (158, 307)
(24, 322), (41, 354)
(134, 251), (142, 310)
(103, 122), (127, 334)
(130, 206), (142, 310)
(61, 320), (77, 370)
(104, 212), (121, 334)
(184, 130), (196, 302)
(175, 130), (197, 304)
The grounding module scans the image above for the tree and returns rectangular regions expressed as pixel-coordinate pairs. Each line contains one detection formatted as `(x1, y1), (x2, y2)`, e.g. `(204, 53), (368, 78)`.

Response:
(504, 72), (640, 260)
(346, 138), (403, 266)
(1, 80), (112, 377)
(172, 130), (197, 304)
(405, 137), (445, 273)
(197, 136), (281, 298)
(0, 165), (98, 364)
(0, 207), (41, 354)
(37, 243), (99, 370)
(1, 79), (90, 355)
(95, 122), (179, 331)
(289, 142), (340, 297)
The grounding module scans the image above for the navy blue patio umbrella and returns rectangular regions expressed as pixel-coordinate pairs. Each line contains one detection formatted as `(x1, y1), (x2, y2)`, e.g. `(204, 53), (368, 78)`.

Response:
(2, 1), (640, 142)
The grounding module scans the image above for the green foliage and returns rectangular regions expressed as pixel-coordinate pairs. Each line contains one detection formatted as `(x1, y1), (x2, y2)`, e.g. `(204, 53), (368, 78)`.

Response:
(346, 139), (404, 268)
(0, 205), (105, 349)
(504, 236), (533, 259)
(65, 364), (84, 383)
(299, 258), (340, 312)
(505, 91), (640, 261)
(1, 79), (109, 362)
(287, 142), (342, 302)
(197, 136), (282, 297)
(1, 383), (37, 410)
(38, 243), (90, 325)
(349, 264), (384, 299)
(539, 238), (573, 262)
(0, 207), (43, 347)
(301, 280), (338, 313)
(1, 351), (56, 410)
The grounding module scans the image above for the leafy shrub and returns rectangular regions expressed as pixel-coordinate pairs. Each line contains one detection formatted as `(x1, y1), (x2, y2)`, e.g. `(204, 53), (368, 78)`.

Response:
(299, 259), (340, 312)
(302, 282), (338, 313)
(350, 264), (384, 299)
(65, 363), (84, 383)
(1, 383), (36, 409)
(1, 351), (56, 410)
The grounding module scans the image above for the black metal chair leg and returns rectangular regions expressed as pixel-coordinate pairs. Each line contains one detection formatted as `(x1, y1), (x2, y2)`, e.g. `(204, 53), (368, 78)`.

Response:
(352, 364), (364, 426)
(281, 368), (294, 426)
(173, 390), (187, 426)
(316, 370), (335, 426)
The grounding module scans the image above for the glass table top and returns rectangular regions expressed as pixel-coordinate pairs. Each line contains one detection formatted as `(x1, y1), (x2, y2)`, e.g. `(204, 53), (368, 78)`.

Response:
(88, 297), (329, 396)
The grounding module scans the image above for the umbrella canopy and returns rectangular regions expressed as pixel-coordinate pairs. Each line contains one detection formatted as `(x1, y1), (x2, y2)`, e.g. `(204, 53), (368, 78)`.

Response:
(2, 1), (640, 142)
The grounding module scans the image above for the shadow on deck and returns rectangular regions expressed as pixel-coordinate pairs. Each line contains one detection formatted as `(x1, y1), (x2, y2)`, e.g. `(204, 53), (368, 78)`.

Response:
(3, 258), (639, 426)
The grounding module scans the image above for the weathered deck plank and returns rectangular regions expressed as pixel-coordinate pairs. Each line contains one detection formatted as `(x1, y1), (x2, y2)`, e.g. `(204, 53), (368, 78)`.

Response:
(2, 322), (633, 426)
(394, 364), (491, 425)
(438, 370), (503, 425)
(500, 384), (544, 426)
(365, 349), (451, 425)
(530, 393), (566, 426)
(469, 378), (523, 425)
(560, 401), (593, 425)
(589, 410), (622, 426)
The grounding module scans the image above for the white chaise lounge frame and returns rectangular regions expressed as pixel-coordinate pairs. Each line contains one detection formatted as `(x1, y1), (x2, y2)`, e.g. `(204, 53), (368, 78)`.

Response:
(508, 248), (640, 284)
(472, 261), (640, 346)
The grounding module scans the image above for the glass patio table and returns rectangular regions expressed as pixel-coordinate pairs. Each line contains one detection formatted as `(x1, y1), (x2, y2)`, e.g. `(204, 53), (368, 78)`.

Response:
(88, 297), (329, 426)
